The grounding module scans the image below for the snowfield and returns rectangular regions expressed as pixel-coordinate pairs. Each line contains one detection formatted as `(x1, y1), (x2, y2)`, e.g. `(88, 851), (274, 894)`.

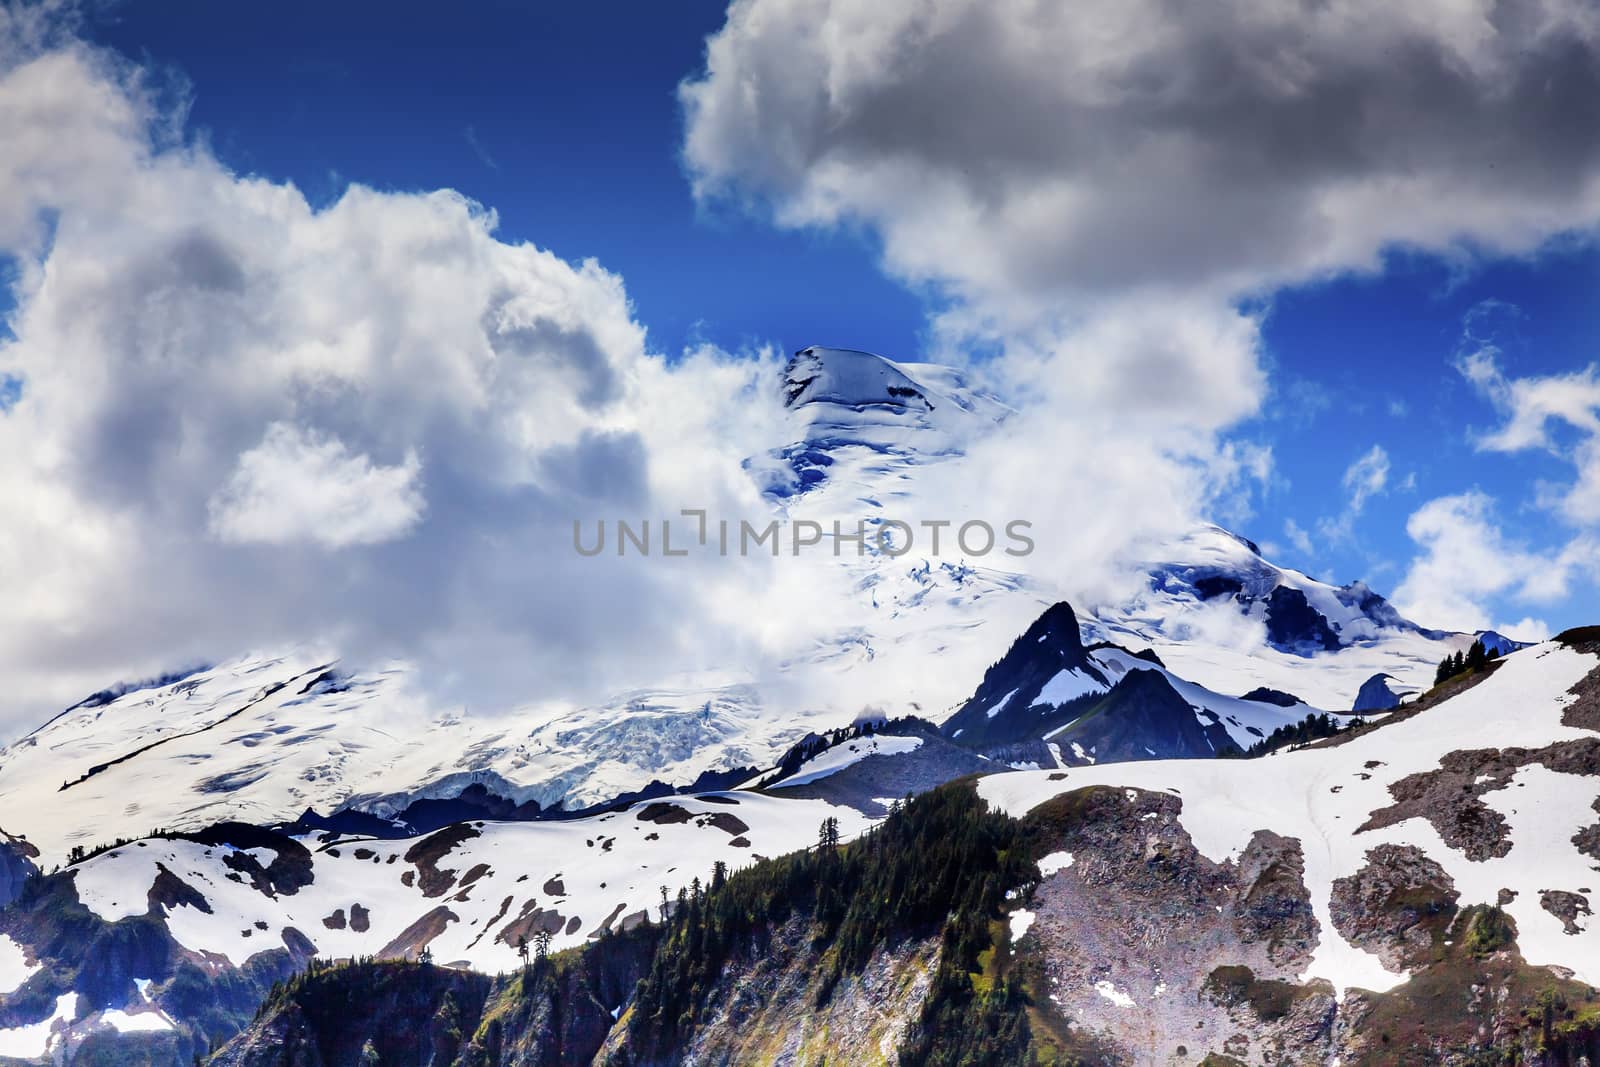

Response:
(0, 934), (37, 996)
(67, 792), (871, 972)
(979, 641), (1600, 994)
(0, 657), (810, 866)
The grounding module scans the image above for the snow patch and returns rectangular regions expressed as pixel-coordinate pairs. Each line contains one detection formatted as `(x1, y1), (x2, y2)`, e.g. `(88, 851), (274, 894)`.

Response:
(1038, 851), (1075, 876)
(1093, 980), (1135, 1008)
(0, 935), (38, 996)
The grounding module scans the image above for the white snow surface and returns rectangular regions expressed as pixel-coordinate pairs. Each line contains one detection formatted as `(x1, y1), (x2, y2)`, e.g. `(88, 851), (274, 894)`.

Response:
(0, 934), (38, 996)
(0, 993), (76, 1059)
(0, 352), (1474, 872)
(1093, 980), (1135, 1008)
(68, 792), (870, 972)
(985, 688), (1021, 720)
(979, 642), (1600, 995)
(0, 657), (809, 865)
(97, 1007), (174, 1033)
(770, 735), (924, 788)
(1009, 908), (1036, 942)
(1087, 525), (1467, 711)
(1085, 646), (1339, 752)
(1035, 669), (1107, 708)
(1037, 851), (1075, 876)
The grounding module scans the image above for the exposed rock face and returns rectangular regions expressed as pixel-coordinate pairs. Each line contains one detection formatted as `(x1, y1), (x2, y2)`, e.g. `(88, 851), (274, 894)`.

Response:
(1240, 687), (1302, 707)
(1540, 890), (1593, 936)
(939, 601), (1108, 747)
(597, 916), (939, 1067)
(1011, 786), (1336, 1063)
(1352, 672), (1404, 712)
(0, 832), (38, 909)
(1360, 736), (1600, 860)
(1047, 667), (1241, 763)
(1330, 844), (1458, 971)
(771, 729), (989, 816)
(1264, 585), (1343, 654)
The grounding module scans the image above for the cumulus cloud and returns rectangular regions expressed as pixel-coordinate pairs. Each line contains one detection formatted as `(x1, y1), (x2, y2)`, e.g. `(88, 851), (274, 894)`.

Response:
(8, 0), (1600, 728)
(684, 0), (1600, 329)
(1459, 340), (1600, 526)
(1315, 444), (1391, 545)
(1392, 491), (1597, 632)
(1343, 446), (1391, 513)
(681, 0), (1600, 632)
(0, 31), (793, 724)
(1283, 518), (1315, 557)
(207, 423), (425, 548)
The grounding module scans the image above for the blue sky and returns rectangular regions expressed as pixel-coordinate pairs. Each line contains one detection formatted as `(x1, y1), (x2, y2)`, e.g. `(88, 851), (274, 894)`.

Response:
(89, 1), (926, 360)
(52, 0), (1600, 641)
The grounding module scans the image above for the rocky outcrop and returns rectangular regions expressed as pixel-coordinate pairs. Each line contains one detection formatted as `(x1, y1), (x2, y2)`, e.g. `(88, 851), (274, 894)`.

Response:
(1045, 667), (1241, 762)
(0, 831), (38, 909)
(1360, 735), (1600, 860)
(1330, 844), (1458, 970)
(939, 601), (1108, 747)
(1352, 672), (1404, 712)
(1009, 786), (1336, 1063)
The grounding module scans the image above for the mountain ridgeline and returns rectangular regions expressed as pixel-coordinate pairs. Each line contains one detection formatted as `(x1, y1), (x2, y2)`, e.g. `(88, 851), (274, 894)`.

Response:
(0, 348), (1590, 1065)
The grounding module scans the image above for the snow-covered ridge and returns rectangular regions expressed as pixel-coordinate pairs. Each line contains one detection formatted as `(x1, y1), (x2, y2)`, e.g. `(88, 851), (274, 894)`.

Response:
(67, 792), (869, 973)
(0, 656), (814, 866)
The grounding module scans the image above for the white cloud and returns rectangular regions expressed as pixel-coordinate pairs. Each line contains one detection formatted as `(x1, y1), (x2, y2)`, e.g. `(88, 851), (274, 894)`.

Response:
(1496, 616), (1552, 643)
(682, 0), (1600, 635)
(1316, 444), (1390, 545)
(0, 35), (787, 723)
(1283, 518), (1315, 557)
(1392, 491), (1598, 632)
(1459, 344), (1600, 526)
(684, 0), (1600, 327)
(207, 423), (425, 548)
(6, 1), (1600, 726)
(1342, 446), (1391, 513)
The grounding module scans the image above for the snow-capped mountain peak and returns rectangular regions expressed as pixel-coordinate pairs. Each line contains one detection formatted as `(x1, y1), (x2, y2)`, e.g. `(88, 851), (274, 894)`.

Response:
(748, 346), (1010, 501)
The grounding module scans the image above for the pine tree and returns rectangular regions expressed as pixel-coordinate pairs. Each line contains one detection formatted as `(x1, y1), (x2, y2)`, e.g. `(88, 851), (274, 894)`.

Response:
(1435, 655), (1453, 686)
(1466, 638), (1487, 671)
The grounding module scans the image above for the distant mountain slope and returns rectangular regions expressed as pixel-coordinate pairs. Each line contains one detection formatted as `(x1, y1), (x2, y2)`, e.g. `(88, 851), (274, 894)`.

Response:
(211, 660), (1600, 1067)
(0, 658), (804, 866)
(0, 347), (1479, 871)
(744, 345), (1011, 501)
(2, 635), (1596, 1063)
(940, 600), (1341, 763)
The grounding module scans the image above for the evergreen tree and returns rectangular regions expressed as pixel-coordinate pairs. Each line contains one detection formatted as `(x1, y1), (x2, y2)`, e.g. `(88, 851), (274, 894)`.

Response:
(1465, 638), (1488, 671)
